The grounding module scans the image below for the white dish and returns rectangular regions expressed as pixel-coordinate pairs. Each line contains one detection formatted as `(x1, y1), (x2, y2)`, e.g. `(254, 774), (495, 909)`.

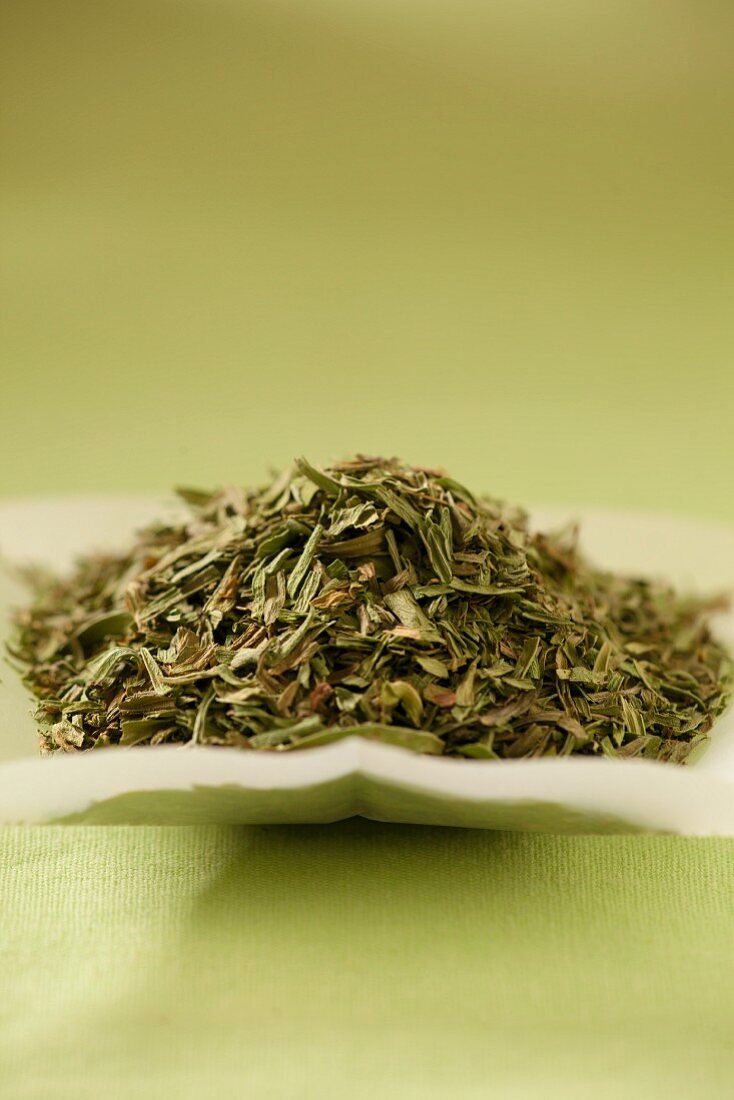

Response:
(1, 496), (733, 832)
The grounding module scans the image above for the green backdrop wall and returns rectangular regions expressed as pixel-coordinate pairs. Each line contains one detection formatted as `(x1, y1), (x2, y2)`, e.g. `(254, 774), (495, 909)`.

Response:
(3, 1), (733, 520)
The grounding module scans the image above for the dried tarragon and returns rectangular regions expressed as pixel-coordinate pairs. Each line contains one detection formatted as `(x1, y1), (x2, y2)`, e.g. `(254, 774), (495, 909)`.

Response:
(8, 456), (733, 761)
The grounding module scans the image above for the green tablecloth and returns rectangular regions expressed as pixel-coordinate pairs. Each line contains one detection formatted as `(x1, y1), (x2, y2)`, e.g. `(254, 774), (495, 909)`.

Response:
(2, 825), (733, 1099)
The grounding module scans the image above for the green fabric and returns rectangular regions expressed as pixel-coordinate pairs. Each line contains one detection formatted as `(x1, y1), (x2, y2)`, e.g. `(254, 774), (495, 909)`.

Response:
(2, 824), (734, 1099)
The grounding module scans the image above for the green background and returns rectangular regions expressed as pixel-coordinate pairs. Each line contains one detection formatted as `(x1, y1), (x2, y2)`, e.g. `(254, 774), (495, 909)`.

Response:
(3, 5), (734, 1098)
(2, 0), (733, 516)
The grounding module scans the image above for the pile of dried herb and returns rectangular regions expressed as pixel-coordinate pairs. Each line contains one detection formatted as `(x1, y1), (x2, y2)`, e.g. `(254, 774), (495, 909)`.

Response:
(9, 456), (732, 761)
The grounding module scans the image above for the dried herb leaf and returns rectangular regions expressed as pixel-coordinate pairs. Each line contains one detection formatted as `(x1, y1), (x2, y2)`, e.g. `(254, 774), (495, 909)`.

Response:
(9, 455), (733, 763)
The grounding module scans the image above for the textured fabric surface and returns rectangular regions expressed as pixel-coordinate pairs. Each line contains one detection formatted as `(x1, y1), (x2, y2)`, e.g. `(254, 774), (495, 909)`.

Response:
(1, 824), (733, 1099)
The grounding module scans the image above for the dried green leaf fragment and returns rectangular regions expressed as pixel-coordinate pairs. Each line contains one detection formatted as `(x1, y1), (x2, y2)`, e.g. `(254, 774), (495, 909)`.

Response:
(9, 455), (732, 763)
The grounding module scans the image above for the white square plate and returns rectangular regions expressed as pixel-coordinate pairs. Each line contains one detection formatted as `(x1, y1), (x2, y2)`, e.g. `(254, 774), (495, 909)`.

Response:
(1, 497), (733, 832)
